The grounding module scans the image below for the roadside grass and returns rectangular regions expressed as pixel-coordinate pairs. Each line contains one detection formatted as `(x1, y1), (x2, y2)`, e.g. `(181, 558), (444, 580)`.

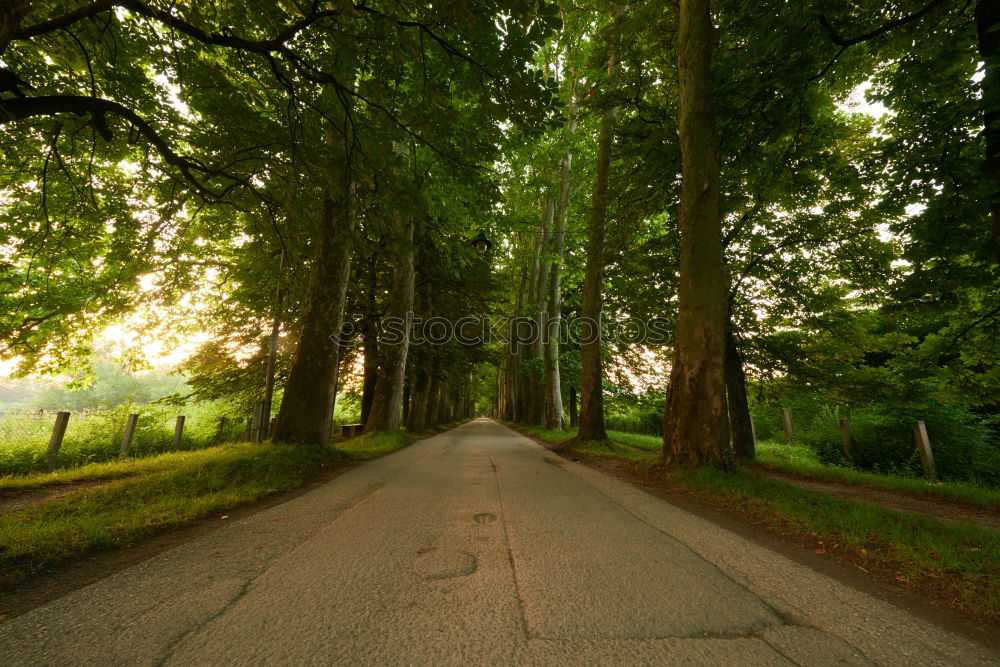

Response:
(335, 430), (411, 460)
(0, 442), (340, 586)
(0, 420), (470, 585)
(755, 439), (1000, 509)
(516, 421), (1000, 620)
(516, 424), (1000, 510)
(0, 449), (215, 491)
(674, 466), (1000, 620)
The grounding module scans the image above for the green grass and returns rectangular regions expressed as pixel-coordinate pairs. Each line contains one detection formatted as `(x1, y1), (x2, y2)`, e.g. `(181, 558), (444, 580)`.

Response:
(334, 430), (411, 460)
(674, 466), (1000, 620)
(755, 439), (1000, 509)
(505, 423), (658, 462)
(0, 442), (341, 586)
(0, 448), (240, 490)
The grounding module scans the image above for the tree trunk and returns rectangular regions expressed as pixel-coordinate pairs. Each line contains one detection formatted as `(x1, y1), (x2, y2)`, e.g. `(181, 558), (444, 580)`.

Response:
(365, 214), (415, 432)
(976, 0), (1000, 262)
(359, 259), (379, 425)
(545, 76), (578, 431)
(0, 0), (32, 57)
(530, 199), (553, 425)
(661, 0), (730, 467)
(406, 368), (430, 433)
(578, 9), (622, 442)
(569, 386), (578, 428)
(271, 186), (354, 444)
(425, 373), (441, 429)
(725, 328), (754, 461)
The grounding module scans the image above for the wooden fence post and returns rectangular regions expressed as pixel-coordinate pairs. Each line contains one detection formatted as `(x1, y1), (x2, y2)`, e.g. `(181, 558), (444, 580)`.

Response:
(913, 420), (936, 480)
(173, 416), (186, 449)
(781, 408), (793, 443)
(47, 412), (70, 471)
(838, 418), (852, 458)
(120, 413), (139, 456)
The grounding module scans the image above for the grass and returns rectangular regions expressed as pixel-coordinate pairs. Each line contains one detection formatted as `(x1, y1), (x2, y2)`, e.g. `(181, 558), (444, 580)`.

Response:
(334, 430), (411, 460)
(0, 442), (341, 586)
(674, 466), (1000, 620)
(0, 421), (449, 587)
(754, 439), (1000, 509)
(512, 421), (1000, 620)
(513, 422), (1000, 510)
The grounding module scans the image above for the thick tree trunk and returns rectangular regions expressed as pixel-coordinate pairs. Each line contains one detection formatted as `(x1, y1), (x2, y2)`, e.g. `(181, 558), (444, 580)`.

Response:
(425, 373), (441, 430)
(406, 369), (429, 433)
(977, 0), (1000, 262)
(578, 10), (621, 442)
(365, 215), (415, 432)
(725, 328), (755, 461)
(271, 186), (354, 444)
(661, 0), (730, 467)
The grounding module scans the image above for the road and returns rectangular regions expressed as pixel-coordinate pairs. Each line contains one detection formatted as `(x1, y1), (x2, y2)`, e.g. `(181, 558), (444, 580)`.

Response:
(0, 419), (995, 665)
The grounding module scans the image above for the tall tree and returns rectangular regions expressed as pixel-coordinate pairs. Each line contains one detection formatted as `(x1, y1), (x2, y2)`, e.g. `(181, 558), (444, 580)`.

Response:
(661, 0), (729, 466)
(365, 207), (415, 432)
(577, 7), (622, 443)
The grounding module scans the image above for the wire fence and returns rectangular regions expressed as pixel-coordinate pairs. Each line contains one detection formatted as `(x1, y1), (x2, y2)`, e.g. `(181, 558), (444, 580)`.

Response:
(0, 407), (253, 476)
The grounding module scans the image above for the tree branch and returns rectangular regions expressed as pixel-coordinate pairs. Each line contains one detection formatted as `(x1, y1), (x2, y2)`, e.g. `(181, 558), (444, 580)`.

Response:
(0, 94), (227, 196)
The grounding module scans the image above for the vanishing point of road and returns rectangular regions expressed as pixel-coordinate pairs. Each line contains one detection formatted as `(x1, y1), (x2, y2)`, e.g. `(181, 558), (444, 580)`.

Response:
(1, 419), (996, 665)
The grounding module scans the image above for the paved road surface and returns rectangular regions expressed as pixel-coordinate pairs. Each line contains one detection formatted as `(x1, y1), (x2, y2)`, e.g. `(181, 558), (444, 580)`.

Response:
(1, 419), (995, 665)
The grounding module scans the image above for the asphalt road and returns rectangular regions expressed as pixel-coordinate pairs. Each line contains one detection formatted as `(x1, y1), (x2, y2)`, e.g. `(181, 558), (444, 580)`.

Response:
(1, 419), (996, 665)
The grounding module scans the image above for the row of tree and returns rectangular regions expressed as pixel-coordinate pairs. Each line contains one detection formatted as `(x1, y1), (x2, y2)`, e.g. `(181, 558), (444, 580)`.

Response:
(2, 1), (998, 467)
(492, 0), (999, 466)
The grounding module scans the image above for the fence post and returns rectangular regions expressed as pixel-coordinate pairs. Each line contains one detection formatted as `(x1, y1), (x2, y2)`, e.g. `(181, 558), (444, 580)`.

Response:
(838, 418), (852, 458)
(120, 413), (139, 456)
(173, 415), (186, 449)
(913, 420), (936, 480)
(781, 408), (793, 443)
(47, 411), (70, 471)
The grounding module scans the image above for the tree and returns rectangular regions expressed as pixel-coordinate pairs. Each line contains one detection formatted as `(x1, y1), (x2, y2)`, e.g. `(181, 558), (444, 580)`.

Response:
(577, 7), (622, 443)
(660, 0), (729, 466)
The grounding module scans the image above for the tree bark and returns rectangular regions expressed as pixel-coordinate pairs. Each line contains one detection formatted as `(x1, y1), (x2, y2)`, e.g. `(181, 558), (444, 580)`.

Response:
(365, 214), (415, 431)
(725, 328), (755, 461)
(661, 0), (730, 467)
(406, 368), (430, 433)
(271, 185), (354, 444)
(530, 199), (553, 425)
(545, 76), (578, 431)
(359, 259), (379, 425)
(569, 386), (578, 428)
(578, 9), (622, 442)
(976, 0), (1000, 262)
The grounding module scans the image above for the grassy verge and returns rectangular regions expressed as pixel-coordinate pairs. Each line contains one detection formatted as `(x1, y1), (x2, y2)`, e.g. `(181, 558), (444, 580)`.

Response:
(0, 421), (458, 587)
(0, 442), (340, 586)
(754, 439), (1000, 509)
(674, 466), (1000, 621)
(515, 421), (1000, 621)
(335, 430), (411, 460)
